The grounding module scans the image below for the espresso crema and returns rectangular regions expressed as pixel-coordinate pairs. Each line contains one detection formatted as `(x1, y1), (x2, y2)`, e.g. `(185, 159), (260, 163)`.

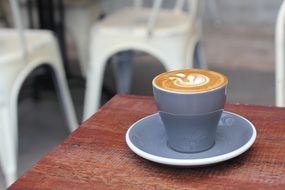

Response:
(153, 69), (228, 93)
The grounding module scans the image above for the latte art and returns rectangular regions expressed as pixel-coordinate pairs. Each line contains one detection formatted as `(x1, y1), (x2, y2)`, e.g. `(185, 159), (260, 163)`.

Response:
(169, 73), (210, 88)
(153, 69), (228, 93)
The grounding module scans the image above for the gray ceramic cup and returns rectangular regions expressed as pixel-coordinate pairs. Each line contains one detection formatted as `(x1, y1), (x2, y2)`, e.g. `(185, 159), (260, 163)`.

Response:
(152, 71), (227, 153)
(159, 110), (223, 153)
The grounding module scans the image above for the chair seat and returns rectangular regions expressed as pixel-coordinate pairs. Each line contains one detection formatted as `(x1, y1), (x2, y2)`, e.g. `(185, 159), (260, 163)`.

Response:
(96, 8), (191, 37)
(0, 29), (55, 65)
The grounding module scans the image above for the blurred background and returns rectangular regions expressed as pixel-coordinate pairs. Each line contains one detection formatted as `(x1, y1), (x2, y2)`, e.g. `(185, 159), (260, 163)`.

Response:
(0, 0), (284, 188)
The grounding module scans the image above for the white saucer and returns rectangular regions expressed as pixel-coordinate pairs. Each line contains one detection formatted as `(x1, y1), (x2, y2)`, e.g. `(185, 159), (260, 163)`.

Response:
(126, 111), (256, 167)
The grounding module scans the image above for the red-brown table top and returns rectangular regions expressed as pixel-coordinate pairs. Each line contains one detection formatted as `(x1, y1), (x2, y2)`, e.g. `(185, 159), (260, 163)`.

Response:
(9, 95), (285, 189)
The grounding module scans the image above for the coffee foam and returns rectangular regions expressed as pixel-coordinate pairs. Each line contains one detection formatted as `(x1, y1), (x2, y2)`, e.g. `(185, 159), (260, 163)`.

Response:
(153, 69), (228, 93)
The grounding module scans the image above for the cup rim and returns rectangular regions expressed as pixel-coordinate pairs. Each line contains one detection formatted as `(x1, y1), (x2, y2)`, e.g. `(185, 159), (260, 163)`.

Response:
(152, 69), (228, 95)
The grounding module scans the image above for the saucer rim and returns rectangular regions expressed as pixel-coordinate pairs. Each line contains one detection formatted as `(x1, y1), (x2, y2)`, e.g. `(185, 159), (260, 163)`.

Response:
(125, 111), (257, 166)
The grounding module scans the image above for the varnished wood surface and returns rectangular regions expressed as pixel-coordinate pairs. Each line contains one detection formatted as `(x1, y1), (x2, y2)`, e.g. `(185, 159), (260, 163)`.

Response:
(9, 95), (285, 189)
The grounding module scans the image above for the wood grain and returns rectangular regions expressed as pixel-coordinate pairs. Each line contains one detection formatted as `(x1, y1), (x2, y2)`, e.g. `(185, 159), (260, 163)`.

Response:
(9, 95), (285, 189)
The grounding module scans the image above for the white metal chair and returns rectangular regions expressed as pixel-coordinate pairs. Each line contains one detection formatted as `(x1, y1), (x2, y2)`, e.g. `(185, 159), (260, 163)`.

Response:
(83, 0), (205, 120)
(276, 0), (285, 106)
(0, 0), (78, 186)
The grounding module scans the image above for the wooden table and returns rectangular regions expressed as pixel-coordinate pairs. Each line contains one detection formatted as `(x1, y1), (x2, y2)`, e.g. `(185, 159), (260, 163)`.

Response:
(9, 96), (285, 189)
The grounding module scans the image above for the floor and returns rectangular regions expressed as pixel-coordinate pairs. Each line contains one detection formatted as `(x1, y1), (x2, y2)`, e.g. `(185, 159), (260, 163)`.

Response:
(0, 24), (275, 188)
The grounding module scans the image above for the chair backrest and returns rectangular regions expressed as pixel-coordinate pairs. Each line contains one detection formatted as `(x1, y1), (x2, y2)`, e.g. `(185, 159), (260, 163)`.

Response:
(175, 0), (202, 18)
(9, 0), (28, 61)
(185, 0), (204, 32)
(275, 0), (285, 106)
(173, 0), (204, 28)
(143, 0), (203, 37)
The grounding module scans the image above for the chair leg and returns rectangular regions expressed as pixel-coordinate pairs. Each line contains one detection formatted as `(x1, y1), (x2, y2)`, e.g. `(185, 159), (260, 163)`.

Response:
(194, 42), (207, 69)
(114, 51), (133, 94)
(0, 102), (18, 187)
(83, 55), (106, 121)
(275, 1), (285, 106)
(50, 64), (78, 131)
